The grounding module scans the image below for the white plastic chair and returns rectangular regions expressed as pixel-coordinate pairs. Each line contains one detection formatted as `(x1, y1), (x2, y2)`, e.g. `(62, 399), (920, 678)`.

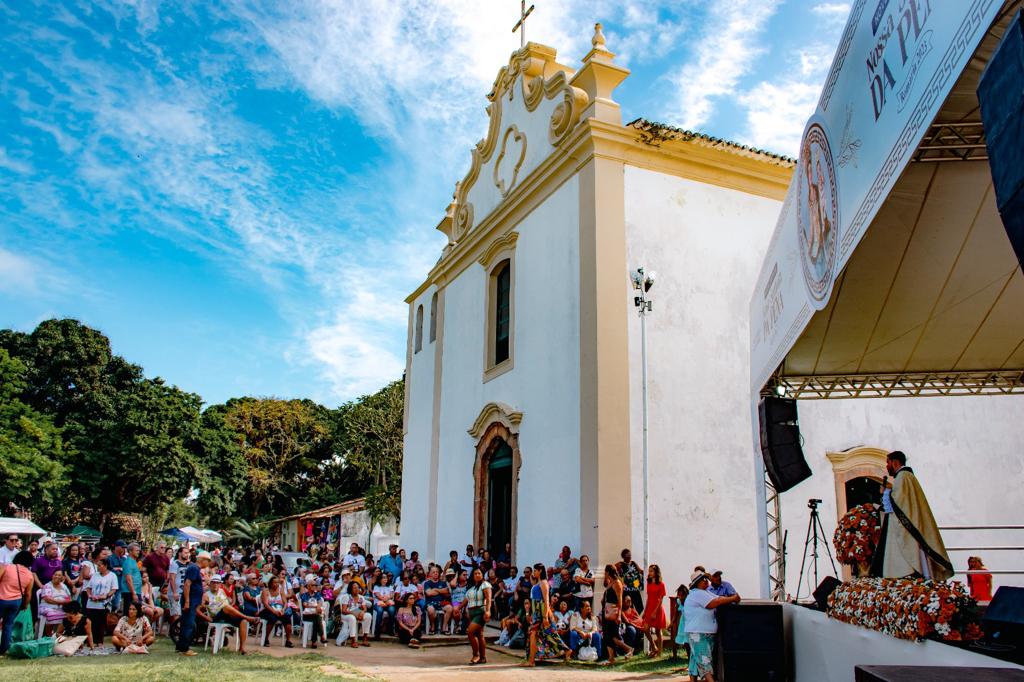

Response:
(35, 591), (46, 639)
(204, 622), (239, 654)
(302, 614), (328, 648)
(257, 619), (287, 646)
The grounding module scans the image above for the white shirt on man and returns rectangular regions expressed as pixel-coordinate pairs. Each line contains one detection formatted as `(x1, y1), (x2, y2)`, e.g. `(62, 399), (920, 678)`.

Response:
(0, 545), (18, 565)
(573, 568), (594, 598)
(342, 553), (366, 572)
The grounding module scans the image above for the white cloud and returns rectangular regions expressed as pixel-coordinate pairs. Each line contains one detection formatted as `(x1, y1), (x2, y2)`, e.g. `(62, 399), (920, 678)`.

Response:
(737, 80), (821, 155)
(0, 147), (33, 174)
(736, 36), (840, 156)
(0, 247), (71, 297)
(811, 3), (852, 26)
(666, 0), (782, 130)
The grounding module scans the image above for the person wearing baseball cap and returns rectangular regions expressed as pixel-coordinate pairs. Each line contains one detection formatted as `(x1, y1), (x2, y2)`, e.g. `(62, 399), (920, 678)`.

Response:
(682, 571), (740, 682)
(707, 570), (739, 600)
(206, 573), (258, 654)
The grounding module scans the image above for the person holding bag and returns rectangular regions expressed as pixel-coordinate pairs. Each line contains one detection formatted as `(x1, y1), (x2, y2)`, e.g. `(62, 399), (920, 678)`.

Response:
(0, 550), (34, 655)
(55, 600), (92, 655)
(600, 564), (634, 665)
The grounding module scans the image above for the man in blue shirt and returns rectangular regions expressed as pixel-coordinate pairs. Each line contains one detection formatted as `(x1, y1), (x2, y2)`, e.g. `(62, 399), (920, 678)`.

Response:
(176, 550), (211, 656)
(120, 542), (144, 615)
(707, 569), (740, 600)
(378, 544), (404, 579)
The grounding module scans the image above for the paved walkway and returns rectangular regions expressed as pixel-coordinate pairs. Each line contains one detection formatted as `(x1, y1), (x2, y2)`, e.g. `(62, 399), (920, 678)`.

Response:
(262, 640), (687, 681)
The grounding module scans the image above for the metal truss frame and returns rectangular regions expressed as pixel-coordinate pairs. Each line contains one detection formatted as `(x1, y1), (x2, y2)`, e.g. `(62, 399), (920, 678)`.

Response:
(912, 121), (987, 163)
(765, 475), (786, 601)
(765, 370), (1024, 400)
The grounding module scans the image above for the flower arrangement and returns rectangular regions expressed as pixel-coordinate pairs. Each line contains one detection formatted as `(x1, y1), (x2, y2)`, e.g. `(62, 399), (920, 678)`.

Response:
(833, 503), (882, 567)
(827, 577), (983, 642)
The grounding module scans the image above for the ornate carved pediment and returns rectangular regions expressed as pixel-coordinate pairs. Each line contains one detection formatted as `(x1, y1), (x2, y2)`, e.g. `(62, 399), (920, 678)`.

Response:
(447, 42), (589, 246)
(468, 401), (523, 439)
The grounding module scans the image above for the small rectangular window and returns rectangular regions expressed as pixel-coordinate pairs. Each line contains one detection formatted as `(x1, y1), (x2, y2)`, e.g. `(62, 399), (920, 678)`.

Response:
(414, 304), (424, 353)
(429, 292), (438, 343)
(495, 264), (511, 364)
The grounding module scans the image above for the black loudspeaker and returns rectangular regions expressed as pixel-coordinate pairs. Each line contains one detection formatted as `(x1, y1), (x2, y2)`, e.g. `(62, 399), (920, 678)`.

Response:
(813, 576), (842, 611)
(978, 10), (1024, 270)
(759, 397), (812, 493)
(983, 586), (1024, 651)
(716, 601), (788, 682)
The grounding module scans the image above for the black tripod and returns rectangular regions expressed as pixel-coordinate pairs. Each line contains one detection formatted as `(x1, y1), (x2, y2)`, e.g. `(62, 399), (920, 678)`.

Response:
(796, 498), (838, 599)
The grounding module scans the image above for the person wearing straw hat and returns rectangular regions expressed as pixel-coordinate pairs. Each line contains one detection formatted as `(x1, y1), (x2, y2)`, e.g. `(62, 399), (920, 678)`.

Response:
(683, 571), (740, 682)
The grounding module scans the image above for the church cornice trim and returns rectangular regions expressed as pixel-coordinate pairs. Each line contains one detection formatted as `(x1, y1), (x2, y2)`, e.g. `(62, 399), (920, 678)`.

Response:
(468, 402), (523, 440)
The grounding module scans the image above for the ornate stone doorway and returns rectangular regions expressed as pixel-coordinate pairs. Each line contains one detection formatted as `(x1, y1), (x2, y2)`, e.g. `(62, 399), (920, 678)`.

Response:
(469, 403), (522, 560)
(826, 446), (888, 518)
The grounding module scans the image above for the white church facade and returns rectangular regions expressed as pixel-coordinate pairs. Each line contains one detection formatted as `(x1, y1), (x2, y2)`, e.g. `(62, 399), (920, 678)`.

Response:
(400, 27), (1024, 595)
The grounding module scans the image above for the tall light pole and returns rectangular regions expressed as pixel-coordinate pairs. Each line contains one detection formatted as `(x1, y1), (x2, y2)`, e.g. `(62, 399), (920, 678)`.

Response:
(631, 266), (656, 568)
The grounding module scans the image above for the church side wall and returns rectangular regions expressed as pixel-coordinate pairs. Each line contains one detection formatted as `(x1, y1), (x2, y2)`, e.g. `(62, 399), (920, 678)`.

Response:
(433, 175), (581, 566)
(623, 165), (784, 595)
(400, 286), (438, 557)
(786, 397), (1024, 597)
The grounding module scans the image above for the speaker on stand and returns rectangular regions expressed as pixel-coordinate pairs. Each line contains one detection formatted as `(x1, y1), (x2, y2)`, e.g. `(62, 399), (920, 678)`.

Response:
(758, 397), (812, 493)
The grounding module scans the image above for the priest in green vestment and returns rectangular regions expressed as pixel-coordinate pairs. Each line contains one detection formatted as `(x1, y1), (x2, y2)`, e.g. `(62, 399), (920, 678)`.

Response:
(871, 451), (954, 581)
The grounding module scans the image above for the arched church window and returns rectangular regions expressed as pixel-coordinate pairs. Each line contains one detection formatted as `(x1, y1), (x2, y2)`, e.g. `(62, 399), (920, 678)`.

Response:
(494, 262), (511, 364)
(414, 304), (424, 353)
(429, 292), (438, 343)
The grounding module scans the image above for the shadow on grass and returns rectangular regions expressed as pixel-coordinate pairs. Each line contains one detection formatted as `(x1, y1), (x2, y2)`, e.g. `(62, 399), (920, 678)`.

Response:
(2, 638), (368, 682)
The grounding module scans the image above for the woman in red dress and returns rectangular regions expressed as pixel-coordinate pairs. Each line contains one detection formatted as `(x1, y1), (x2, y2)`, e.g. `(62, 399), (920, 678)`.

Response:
(641, 564), (667, 657)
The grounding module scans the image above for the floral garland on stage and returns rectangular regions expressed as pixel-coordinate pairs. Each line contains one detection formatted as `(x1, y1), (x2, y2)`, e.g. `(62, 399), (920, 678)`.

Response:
(827, 577), (983, 642)
(833, 503), (882, 568)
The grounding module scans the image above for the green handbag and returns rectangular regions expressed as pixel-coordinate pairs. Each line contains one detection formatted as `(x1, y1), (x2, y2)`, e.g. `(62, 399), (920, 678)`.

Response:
(11, 606), (34, 642)
(7, 635), (55, 659)
(6, 567), (55, 659)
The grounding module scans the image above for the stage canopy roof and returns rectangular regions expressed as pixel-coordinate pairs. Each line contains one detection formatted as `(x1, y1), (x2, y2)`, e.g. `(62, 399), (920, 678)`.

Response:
(751, 1), (1024, 400)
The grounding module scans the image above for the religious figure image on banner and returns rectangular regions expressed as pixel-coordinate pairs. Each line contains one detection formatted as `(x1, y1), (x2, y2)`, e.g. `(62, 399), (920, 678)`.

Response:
(870, 451), (954, 582)
(797, 121), (839, 308)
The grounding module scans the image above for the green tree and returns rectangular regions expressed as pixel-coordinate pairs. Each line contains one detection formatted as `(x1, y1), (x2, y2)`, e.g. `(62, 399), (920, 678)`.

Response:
(1, 320), (209, 528)
(0, 349), (67, 514)
(192, 403), (247, 528)
(333, 378), (404, 524)
(224, 398), (334, 518)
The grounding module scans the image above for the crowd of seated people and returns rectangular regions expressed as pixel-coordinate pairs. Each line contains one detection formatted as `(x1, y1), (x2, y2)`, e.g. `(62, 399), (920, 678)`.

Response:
(0, 533), (742, 679)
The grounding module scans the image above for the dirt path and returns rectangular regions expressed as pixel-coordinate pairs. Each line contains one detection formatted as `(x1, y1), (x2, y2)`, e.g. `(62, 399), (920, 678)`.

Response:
(262, 640), (687, 680)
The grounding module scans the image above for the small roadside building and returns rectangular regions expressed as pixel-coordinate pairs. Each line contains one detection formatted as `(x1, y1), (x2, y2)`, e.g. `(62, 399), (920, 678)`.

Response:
(269, 498), (399, 558)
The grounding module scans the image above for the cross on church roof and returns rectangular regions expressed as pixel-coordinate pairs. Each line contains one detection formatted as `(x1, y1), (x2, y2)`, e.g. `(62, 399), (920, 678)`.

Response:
(512, 0), (535, 49)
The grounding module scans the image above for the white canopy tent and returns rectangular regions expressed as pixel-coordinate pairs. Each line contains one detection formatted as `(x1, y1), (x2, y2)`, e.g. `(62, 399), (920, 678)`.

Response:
(0, 517), (47, 537)
(750, 0), (1024, 599)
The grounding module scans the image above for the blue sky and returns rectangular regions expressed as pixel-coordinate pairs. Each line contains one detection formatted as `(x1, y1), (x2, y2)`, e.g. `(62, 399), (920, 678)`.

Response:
(0, 1), (849, 407)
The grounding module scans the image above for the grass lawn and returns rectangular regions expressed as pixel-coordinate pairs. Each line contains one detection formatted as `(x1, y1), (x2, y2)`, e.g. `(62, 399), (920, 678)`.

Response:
(1, 638), (367, 682)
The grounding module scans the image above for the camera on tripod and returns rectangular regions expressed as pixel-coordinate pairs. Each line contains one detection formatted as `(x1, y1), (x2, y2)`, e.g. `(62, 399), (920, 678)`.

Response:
(807, 498), (823, 510)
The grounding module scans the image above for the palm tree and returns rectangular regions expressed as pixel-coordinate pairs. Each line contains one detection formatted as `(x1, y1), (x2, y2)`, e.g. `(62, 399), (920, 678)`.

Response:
(225, 519), (270, 545)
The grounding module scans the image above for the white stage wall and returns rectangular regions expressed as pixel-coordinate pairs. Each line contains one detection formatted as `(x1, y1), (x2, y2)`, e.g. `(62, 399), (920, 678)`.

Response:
(785, 603), (1024, 681)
